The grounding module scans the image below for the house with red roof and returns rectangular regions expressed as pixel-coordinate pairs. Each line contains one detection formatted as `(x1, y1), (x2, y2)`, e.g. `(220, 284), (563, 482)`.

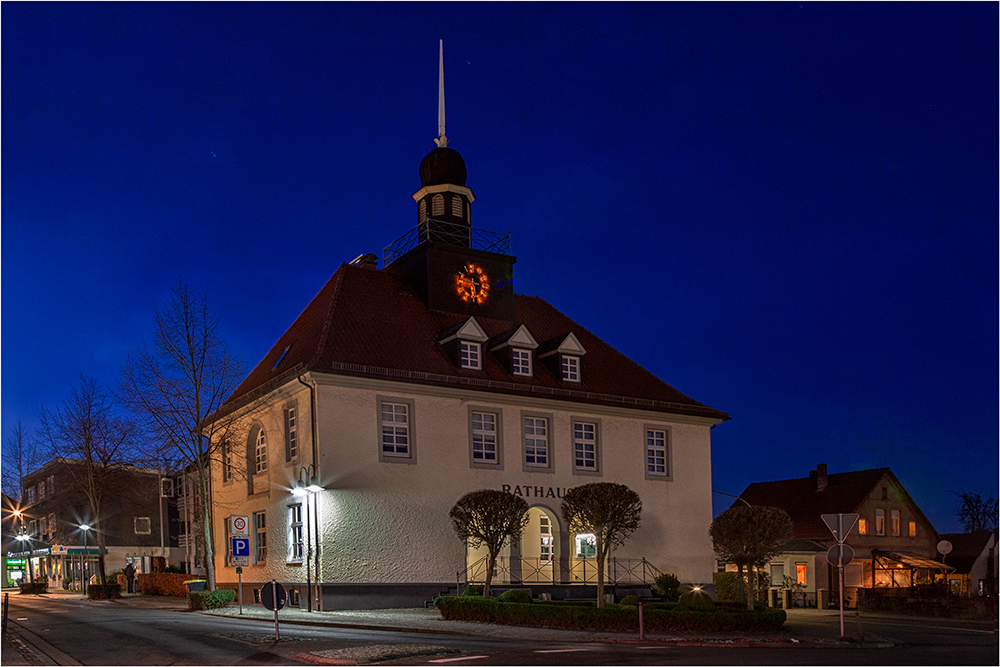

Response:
(733, 464), (951, 607)
(206, 60), (729, 609)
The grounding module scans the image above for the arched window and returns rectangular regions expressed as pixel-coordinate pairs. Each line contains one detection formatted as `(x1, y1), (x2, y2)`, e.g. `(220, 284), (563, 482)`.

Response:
(431, 194), (445, 216)
(451, 195), (463, 218)
(255, 429), (268, 474)
(418, 198), (427, 222)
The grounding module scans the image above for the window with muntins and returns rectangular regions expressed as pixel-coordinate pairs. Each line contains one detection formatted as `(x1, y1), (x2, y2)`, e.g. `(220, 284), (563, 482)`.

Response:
(858, 518), (868, 535)
(460, 341), (482, 370)
(381, 402), (410, 457)
(574, 422), (597, 470)
(875, 508), (885, 535)
(254, 511), (266, 563)
(255, 429), (268, 473)
(561, 355), (580, 382)
(512, 349), (532, 376)
(646, 429), (668, 476)
(471, 412), (498, 462)
(285, 407), (298, 461)
(796, 563), (807, 585)
(524, 417), (548, 466)
(891, 509), (900, 536)
(540, 515), (553, 562)
(222, 440), (233, 482)
(288, 504), (303, 562)
(575, 533), (596, 558)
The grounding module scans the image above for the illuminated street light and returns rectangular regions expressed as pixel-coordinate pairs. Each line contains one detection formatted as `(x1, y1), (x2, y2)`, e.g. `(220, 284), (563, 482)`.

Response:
(294, 465), (324, 612)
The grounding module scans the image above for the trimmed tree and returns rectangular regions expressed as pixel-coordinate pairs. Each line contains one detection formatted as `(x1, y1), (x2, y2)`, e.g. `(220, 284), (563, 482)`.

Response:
(561, 482), (642, 608)
(709, 504), (792, 610)
(450, 490), (529, 597)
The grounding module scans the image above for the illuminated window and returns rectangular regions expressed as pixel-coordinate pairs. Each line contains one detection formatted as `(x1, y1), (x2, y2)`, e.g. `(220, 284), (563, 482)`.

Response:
(573, 422), (597, 471)
(796, 563), (807, 586)
(134, 517), (151, 535)
(287, 504), (303, 562)
(284, 407), (298, 461)
(380, 402), (411, 457)
(254, 511), (267, 563)
(471, 412), (498, 463)
(512, 349), (532, 376)
(451, 195), (463, 218)
(875, 508), (885, 535)
(858, 518), (868, 535)
(460, 341), (481, 370)
(255, 429), (268, 474)
(47, 475), (56, 494)
(561, 356), (580, 382)
(575, 533), (596, 558)
(891, 510), (900, 536)
(540, 515), (554, 562)
(646, 428), (669, 477)
(38, 480), (46, 499)
(432, 194), (445, 216)
(524, 417), (548, 466)
(909, 521), (916, 537)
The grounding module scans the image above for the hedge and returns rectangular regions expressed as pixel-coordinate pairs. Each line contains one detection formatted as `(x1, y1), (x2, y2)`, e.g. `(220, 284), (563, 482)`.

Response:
(434, 596), (786, 632)
(188, 588), (236, 610)
(136, 573), (192, 597)
(88, 583), (122, 599)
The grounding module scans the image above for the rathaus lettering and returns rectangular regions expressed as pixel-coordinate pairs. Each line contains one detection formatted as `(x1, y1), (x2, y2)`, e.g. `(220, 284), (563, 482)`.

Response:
(501, 484), (567, 499)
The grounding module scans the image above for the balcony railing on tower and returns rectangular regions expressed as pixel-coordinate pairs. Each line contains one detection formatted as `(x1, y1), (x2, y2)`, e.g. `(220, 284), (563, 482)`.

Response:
(383, 218), (510, 267)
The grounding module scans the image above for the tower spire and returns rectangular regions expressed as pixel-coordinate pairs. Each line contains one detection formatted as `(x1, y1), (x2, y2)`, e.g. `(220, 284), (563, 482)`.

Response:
(434, 39), (448, 148)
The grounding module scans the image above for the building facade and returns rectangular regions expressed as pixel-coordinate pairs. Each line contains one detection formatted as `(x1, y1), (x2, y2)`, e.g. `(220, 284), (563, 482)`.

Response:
(207, 82), (728, 609)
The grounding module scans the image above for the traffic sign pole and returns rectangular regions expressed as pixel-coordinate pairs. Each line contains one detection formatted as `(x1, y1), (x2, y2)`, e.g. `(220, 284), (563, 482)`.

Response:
(237, 567), (243, 615)
(272, 580), (279, 640)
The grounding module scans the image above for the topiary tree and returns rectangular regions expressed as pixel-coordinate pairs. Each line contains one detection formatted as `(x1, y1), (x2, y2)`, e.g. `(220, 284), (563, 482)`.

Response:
(450, 490), (529, 598)
(561, 482), (643, 608)
(709, 504), (792, 610)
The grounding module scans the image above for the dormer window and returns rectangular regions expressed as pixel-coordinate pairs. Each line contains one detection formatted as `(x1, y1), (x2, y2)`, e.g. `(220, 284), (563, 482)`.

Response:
(512, 349), (532, 376)
(460, 341), (482, 370)
(562, 355), (580, 382)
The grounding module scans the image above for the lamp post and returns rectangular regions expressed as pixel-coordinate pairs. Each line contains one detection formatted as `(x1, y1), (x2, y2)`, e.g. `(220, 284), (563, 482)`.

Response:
(80, 524), (91, 589)
(293, 465), (324, 612)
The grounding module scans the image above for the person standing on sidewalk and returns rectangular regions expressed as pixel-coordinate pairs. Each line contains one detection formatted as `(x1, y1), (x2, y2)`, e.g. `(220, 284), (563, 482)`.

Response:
(124, 562), (136, 594)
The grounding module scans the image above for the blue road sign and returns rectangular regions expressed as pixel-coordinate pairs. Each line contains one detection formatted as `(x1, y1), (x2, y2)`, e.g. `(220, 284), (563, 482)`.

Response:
(232, 537), (250, 558)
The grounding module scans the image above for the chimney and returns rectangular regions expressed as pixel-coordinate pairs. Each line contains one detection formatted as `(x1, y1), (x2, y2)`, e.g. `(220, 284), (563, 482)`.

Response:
(815, 463), (828, 493)
(349, 253), (379, 269)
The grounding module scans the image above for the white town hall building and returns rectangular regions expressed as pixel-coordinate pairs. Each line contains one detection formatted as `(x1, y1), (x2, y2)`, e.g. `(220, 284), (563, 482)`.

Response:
(208, 51), (729, 610)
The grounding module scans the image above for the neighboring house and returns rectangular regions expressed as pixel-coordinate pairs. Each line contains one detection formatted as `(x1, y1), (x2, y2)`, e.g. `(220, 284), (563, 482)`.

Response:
(205, 73), (729, 610)
(171, 461), (209, 576)
(19, 458), (184, 587)
(734, 464), (951, 606)
(938, 530), (998, 597)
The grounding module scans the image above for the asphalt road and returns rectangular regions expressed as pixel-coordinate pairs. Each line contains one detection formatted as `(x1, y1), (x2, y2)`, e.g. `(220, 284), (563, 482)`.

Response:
(4, 594), (997, 666)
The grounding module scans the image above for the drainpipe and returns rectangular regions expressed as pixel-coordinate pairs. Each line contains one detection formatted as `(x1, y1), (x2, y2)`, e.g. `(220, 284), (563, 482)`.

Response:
(297, 373), (321, 610)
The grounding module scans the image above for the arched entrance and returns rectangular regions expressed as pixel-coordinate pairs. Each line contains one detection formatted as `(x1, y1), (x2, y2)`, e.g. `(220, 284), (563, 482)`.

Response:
(464, 504), (567, 586)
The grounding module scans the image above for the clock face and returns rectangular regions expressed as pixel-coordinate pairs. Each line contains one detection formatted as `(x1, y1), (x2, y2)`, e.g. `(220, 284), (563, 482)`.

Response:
(456, 264), (490, 304)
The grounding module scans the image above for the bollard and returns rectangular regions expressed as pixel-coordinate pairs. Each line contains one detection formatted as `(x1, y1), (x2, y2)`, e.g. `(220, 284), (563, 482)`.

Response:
(638, 601), (645, 641)
(2, 592), (8, 634)
(855, 610), (863, 641)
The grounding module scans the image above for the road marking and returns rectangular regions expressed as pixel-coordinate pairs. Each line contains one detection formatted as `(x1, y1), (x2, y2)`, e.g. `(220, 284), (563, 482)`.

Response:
(534, 648), (595, 653)
(637, 646), (669, 649)
(428, 657), (489, 663)
(870, 621), (995, 635)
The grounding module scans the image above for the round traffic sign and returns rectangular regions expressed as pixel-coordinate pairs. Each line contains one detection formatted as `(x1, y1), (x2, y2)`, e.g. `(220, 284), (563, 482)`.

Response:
(826, 543), (855, 568)
(233, 516), (247, 532)
(260, 580), (287, 611)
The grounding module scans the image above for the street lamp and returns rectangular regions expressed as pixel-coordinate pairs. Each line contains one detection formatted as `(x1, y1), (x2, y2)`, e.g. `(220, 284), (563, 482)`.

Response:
(80, 524), (91, 589)
(293, 464), (324, 612)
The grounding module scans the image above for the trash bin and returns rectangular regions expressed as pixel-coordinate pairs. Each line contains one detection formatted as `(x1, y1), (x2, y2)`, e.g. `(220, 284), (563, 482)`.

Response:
(185, 580), (206, 593)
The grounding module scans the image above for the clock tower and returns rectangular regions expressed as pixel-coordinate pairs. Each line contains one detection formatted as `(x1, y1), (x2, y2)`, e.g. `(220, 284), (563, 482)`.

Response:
(384, 41), (516, 321)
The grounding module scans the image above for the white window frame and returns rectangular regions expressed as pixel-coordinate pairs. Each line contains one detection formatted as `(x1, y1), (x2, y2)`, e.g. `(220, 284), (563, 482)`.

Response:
(134, 517), (151, 535)
(254, 510), (267, 563)
(891, 509), (900, 536)
(287, 504), (303, 563)
(644, 424), (672, 481)
(572, 418), (601, 476)
(575, 533), (596, 558)
(221, 439), (233, 482)
(285, 406), (298, 462)
(460, 341), (482, 370)
(471, 411), (499, 464)
(561, 355), (580, 382)
(521, 412), (553, 472)
(511, 349), (532, 376)
(378, 396), (417, 463)
(255, 429), (268, 474)
(540, 514), (554, 562)
(875, 508), (885, 535)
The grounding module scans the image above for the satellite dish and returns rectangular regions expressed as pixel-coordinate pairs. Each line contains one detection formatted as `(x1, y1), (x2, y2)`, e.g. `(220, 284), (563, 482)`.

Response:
(937, 540), (953, 555)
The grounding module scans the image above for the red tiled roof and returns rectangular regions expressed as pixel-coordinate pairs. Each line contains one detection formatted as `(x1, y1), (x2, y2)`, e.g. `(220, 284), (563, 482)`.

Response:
(736, 468), (891, 539)
(226, 262), (728, 419)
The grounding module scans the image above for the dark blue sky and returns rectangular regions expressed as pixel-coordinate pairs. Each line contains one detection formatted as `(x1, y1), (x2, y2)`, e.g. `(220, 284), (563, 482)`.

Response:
(3, 2), (996, 533)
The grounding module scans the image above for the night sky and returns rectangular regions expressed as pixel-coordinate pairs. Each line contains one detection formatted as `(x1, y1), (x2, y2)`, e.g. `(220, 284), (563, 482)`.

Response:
(3, 3), (996, 534)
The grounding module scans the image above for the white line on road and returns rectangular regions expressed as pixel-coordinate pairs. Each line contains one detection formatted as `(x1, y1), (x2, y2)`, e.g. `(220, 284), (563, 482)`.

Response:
(534, 648), (596, 653)
(428, 656), (490, 663)
(870, 621), (996, 634)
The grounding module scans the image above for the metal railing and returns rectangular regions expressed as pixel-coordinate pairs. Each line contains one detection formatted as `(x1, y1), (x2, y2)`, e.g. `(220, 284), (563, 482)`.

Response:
(464, 556), (663, 587)
(383, 218), (510, 266)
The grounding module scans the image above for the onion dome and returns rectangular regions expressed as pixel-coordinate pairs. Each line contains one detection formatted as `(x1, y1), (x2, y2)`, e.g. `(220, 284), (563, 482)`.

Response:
(419, 146), (467, 187)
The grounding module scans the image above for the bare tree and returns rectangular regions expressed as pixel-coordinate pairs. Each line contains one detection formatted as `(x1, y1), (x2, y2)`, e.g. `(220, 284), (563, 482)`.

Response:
(561, 482), (643, 608)
(36, 376), (141, 585)
(952, 490), (999, 533)
(450, 490), (529, 597)
(118, 279), (248, 590)
(710, 505), (792, 610)
(2, 421), (38, 501)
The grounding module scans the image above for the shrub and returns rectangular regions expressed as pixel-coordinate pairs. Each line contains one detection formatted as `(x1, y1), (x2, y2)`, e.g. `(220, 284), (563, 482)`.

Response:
(462, 585), (484, 597)
(497, 589), (532, 604)
(619, 595), (643, 606)
(18, 582), (48, 595)
(88, 583), (122, 599)
(188, 588), (236, 610)
(654, 573), (681, 601)
(677, 590), (715, 611)
(136, 572), (192, 597)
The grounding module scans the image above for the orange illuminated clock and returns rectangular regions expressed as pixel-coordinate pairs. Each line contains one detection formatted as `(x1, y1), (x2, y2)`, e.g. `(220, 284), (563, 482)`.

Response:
(456, 264), (490, 304)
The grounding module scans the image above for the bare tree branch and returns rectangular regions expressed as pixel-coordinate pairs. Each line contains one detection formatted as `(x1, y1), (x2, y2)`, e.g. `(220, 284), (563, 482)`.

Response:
(450, 490), (529, 597)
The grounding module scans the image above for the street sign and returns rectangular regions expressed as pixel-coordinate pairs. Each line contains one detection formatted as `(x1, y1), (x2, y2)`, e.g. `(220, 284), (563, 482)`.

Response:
(821, 513), (859, 543)
(229, 515), (250, 537)
(826, 543), (855, 568)
(261, 580), (287, 611)
(231, 537), (250, 567)
(235, 566), (243, 574)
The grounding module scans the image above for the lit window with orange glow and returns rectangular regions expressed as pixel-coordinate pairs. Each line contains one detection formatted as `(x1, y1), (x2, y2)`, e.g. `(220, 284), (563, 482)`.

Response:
(858, 518), (868, 535)
(796, 563), (807, 586)
(908, 521), (916, 537)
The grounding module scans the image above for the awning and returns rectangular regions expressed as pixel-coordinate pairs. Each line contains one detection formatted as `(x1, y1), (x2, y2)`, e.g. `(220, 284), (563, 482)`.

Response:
(872, 549), (954, 572)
